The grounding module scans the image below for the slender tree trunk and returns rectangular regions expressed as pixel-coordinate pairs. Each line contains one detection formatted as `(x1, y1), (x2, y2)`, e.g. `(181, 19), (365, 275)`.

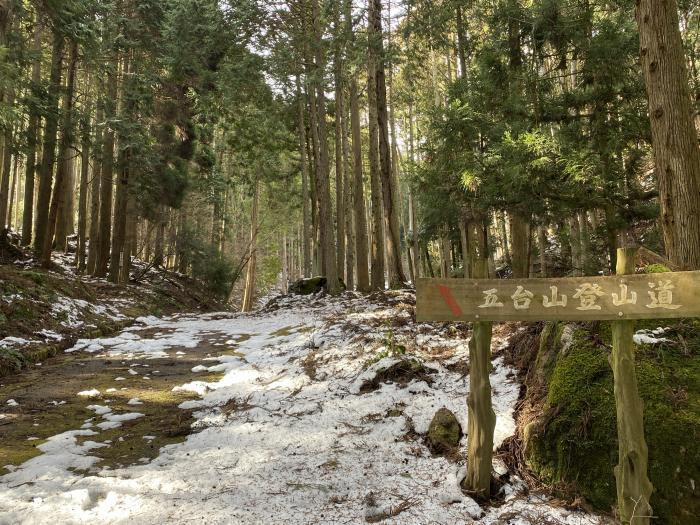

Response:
(109, 57), (132, 283)
(578, 211), (592, 275)
(94, 59), (118, 277)
(21, 25), (42, 246)
(569, 215), (582, 276)
(370, 0), (405, 287)
(636, 0), (700, 270)
(0, 3), (13, 230)
(34, 36), (64, 256)
(310, 0), (339, 293)
(241, 179), (259, 312)
(42, 41), (78, 267)
(0, 92), (13, 230)
(333, 7), (346, 283)
(86, 105), (102, 273)
(345, 0), (369, 292)
(407, 101), (419, 281)
(367, 18), (384, 291)
(296, 76), (312, 278)
(498, 212), (512, 267)
(76, 114), (90, 272)
(7, 143), (17, 229)
(153, 206), (165, 266)
(538, 224), (547, 277)
(509, 213), (529, 278)
(342, 99), (354, 290)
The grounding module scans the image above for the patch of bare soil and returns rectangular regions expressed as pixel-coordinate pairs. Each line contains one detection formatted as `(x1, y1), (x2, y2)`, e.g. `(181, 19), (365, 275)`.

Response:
(0, 332), (231, 474)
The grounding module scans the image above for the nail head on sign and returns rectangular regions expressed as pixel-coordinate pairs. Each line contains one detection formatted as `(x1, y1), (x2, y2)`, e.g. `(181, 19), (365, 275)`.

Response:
(618, 312), (624, 317)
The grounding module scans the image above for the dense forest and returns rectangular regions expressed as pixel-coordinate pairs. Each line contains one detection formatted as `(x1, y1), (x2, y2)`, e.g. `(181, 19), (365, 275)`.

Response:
(1, 0), (699, 524)
(0, 0), (696, 302)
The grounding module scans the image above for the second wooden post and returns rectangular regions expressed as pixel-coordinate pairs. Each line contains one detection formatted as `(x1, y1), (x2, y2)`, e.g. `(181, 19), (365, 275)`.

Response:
(465, 258), (496, 498)
(612, 247), (653, 524)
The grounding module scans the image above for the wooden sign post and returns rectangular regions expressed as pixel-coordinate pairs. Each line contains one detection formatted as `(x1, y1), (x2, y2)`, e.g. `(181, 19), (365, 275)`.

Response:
(417, 250), (700, 522)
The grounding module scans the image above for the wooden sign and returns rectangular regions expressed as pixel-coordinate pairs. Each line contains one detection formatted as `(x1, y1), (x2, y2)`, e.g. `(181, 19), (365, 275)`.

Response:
(416, 271), (700, 322)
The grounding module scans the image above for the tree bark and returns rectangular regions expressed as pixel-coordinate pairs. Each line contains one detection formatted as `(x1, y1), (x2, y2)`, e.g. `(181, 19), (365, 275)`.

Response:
(296, 75), (312, 278)
(85, 101), (102, 274)
(611, 247), (653, 524)
(42, 40), (78, 267)
(342, 96), (354, 290)
(509, 213), (529, 278)
(0, 1), (13, 230)
(333, 6), (346, 283)
(345, 0), (369, 292)
(241, 179), (259, 313)
(636, 0), (700, 270)
(309, 0), (339, 293)
(367, 6), (385, 291)
(21, 25), (42, 245)
(76, 112), (90, 272)
(538, 224), (547, 277)
(33, 34), (64, 256)
(109, 56), (132, 283)
(370, 0), (405, 287)
(94, 58), (118, 277)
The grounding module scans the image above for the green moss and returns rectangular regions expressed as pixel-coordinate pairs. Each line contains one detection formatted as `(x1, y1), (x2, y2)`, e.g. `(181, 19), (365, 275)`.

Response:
(645, 264), (672, 274)
(525, 319), (700, 524)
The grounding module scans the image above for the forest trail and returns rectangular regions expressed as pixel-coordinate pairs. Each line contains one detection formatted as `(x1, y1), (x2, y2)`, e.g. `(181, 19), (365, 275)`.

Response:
(1, 292), (610, 524)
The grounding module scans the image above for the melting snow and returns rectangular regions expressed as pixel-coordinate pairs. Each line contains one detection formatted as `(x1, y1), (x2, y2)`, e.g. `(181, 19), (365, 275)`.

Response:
(0, 291), (610, 524)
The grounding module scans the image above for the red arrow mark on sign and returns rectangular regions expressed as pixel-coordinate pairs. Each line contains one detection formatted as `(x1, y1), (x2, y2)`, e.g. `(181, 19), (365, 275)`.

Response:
(438, 285), (463, 316)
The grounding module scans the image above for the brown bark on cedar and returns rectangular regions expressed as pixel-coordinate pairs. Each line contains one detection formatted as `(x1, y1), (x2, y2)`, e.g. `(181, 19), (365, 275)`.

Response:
(76, 114), (91, 272)
(333, 6), (345, 283)
(0, 1), (13, 229)
(109, 56), (132, 283)
(636, 0), (700, 270)
(498, 211), (512, 267)
(86, 105), (103, 274)
(34, 35), (64, 256)
(538, 224), (547, 277)
(241, 179), (259, 313)
(8, 145), (18, 228)
(42, 41), (78, 267)
(345, 0), (370, 292)
(296, 75), (312, 278)
(153, 206), (165, 266)
(569, 215), (582, 277)
(509, 213), (529, 278)
(309, 0), (339, 293)
(21, 25), (42, 245)
(407, 101), (419, 281)
(0, 91), (14, 228)
(94, 58), (118, 277)
(370, 0), (405, 287)
(342, 95), (354, 290)
(367, 13), (385, 291)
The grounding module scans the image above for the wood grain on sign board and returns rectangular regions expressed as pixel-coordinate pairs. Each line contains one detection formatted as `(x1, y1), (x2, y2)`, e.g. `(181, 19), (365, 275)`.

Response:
(416, 272), (700, 322)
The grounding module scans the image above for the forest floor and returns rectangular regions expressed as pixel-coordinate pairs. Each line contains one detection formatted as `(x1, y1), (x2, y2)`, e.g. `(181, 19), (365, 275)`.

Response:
(0, 248), (220, 377)
(0, 284), (615, 524)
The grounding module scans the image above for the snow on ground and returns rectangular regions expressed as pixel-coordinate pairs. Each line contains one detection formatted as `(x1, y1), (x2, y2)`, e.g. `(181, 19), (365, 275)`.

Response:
(0, 291), (610, 524)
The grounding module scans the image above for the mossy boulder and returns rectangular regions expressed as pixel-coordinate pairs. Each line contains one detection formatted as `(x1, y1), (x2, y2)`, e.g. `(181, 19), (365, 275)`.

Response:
(426, 407), (462, 457)
(288, 276), (346, 295)
(522, 320), (700, 524)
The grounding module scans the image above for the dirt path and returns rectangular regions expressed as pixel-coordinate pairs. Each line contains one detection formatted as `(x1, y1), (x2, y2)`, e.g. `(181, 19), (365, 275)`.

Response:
(0, 292), (612, 525)
(1, 325), (236, 473)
